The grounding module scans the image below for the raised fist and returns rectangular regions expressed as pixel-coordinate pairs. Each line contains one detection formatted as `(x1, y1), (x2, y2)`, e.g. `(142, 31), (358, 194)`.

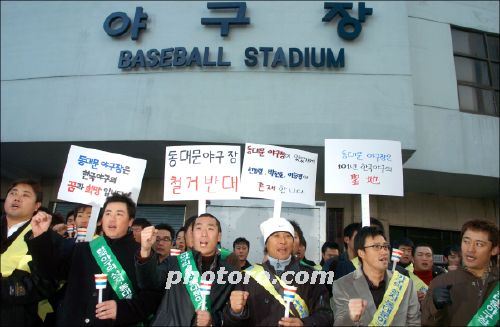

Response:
(230, 290), (249, 314)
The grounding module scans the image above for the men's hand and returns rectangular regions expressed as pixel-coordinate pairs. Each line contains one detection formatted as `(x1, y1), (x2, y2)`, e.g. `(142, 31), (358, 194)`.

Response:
(348, 298), (367, 322)
(95, 300), (117, 320)
(195, 310), (212, 326)
(52, 223), (67, 236)
(279, 317), (304, 326)
(417, 290), (427, 304)
(432, 285), (452, 310)
(140, 226), (157, 258)
(31, 211), (52, 237)
(447, 265), (458, 271)
(230, 290), (249, 314)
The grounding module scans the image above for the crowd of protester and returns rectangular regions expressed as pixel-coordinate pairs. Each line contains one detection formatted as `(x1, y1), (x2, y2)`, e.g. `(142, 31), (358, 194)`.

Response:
(1, 179), (498, 326)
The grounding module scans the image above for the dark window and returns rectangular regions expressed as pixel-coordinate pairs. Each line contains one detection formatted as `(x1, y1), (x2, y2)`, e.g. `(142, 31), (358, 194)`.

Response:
(389, 225), (461, 256)
(327, 208), (344, 251)
(451, 26), (499, 116)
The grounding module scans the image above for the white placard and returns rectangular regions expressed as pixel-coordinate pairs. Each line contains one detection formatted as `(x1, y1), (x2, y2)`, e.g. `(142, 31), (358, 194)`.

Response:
(163, 145), (241, 201)
(57, 145), (147, 207)
(240, 143), (318, 206)
(324, 139), (403, 196)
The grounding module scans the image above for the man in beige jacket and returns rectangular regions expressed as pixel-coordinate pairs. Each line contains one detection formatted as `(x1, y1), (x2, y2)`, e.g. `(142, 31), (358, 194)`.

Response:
(332, 226), (420, 326)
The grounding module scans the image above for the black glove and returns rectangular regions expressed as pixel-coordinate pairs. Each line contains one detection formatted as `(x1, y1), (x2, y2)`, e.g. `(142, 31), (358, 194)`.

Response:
(432, 285), (452, 310)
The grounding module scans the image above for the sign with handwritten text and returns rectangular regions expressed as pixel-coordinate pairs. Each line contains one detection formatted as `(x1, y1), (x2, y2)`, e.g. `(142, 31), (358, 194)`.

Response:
(324, 139), (403, 196)
(163, 145), (241, 200)
(57, 145), (147, 206)
(240, 143), (318, 205)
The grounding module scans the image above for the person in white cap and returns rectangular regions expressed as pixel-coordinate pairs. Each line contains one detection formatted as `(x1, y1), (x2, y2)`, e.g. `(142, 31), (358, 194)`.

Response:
(224, 217), (333, 326)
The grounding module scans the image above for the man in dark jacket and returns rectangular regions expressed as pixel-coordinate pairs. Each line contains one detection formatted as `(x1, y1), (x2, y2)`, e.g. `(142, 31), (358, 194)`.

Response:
(224, 217), (333, 326)
(0, 179), (57, 326)
(27, 193), (161, 326)
(422, 219), (499, 326)
(136, 213), (235, 326)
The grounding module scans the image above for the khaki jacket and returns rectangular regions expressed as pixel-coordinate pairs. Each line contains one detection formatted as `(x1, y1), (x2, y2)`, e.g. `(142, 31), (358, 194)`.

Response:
(331, 267), (421, 326)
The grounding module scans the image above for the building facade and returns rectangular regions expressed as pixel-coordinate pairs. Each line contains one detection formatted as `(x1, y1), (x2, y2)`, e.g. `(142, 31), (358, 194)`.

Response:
(1, 1), (498, 255)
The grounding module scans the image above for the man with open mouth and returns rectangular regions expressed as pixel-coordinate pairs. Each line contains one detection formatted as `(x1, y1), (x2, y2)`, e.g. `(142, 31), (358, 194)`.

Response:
(136, 213), (235, 326)
(27, 193), (161, 325)
(331, 226), (420, 326)
(422, 219), (499, 326)
(224, 217), (333, 326)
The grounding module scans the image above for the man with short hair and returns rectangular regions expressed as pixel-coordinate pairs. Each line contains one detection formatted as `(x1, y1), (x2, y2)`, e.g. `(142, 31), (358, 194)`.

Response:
(332, 227), (420, 326)
(154, 223), (175, 264)
(289, 220), (305, 258)
(136, 213), (235, 326)
(233, 237), (251, 270)
(443, 244), (462, 271)
(329, 222), (361, 280)
(74, 204), (92, 229)
(175, 226), (186, 252)
(27, 193), (161, 325)
(131, 218), (151, 244)
(421, 219), (499, 326)
(0, 179), (54, 325)
(411, 244), (446, 304)
(224, 217), (333, 326)
(393, 237), (414, 269)
(320, 241), (340, 266)
(183, 215), (198, 251)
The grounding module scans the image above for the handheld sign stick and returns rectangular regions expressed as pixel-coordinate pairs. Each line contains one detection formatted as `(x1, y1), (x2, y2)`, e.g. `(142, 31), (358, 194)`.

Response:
(198, 199), (206, 216)
(170, 248), (181, 256)
(199, 280), (212, 311)
(391, 248), (403, 272)
(283, 285), (297, 318)
(273, 199), (282, 219)
(95, 274), (107, 304)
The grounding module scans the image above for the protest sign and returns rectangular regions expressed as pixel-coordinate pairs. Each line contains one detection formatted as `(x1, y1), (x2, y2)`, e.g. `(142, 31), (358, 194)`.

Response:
(163, 145), (241, 203)
(240, 143), (318, 207)
(58, 145), (147, 206)
(324, 139), (403, 226)
(324, 139), (403, 196)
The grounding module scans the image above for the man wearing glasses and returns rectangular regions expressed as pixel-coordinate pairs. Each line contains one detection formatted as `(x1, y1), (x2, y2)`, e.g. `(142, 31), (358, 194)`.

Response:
(153, 223), (176, 271)
(331, 226), (420, 326)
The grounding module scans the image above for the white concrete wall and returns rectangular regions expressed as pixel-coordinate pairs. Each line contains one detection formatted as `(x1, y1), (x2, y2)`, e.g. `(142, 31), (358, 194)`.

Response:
(1, 1), (416, 150)
(404, 2), (499, 177)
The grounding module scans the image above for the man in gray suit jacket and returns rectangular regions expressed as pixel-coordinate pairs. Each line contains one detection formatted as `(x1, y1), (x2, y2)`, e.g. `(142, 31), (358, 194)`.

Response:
(331, 227), (420, 326)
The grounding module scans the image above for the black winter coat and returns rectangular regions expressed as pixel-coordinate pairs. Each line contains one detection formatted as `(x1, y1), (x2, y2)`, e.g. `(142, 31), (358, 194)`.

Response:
(223, 257), (333, 326)
(135, 250), (235, 326)
(1, 217), (58, 326)
(27, 230), (162, 326)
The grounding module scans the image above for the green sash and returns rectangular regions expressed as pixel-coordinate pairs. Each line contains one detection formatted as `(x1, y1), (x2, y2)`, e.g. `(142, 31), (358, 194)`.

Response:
(89, 236), (134, 299)
(177, 251), (211, 311)
(468, 283), (499, 327)
(219, 247), (232, 261)
(351, 256), (360, 269)
(299, 260), (322, 271)
(369, 271), (410, 326)
(244, 264), (309, 318)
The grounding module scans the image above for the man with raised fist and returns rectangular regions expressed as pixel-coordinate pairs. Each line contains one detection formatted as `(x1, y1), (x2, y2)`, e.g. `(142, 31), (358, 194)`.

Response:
(224, 217), (332, 326)
(331, 226), (420, 326)
(26, 193), (161, 326)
